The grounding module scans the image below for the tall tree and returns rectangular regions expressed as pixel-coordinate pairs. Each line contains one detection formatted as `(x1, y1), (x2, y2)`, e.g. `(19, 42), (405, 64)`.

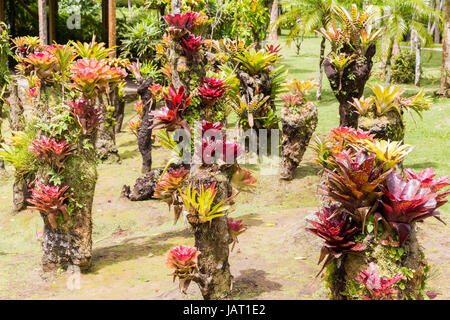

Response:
(268, 0), (279, 42)
(38, 0), (48, 45)
(439, 0), (450, 96)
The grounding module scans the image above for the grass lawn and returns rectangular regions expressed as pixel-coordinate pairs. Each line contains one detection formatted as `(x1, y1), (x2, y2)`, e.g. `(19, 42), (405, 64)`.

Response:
(0, 34), (448, 300)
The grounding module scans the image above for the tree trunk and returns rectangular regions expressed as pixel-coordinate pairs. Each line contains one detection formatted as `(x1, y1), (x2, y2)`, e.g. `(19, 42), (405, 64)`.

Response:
(190, 167), (234, 300)
(108, 0), (116, 58)
(316, 37), (326, 101)
(415, 36), (421, 87)
(324, 44), (376, 128)
(280, 101), (318, 180)
(38, 0), (48, 45)
(439, 0), (450, 97)
(385, 38), (394, 85)
(7, 78), (29, 212)
(171, 0), (181, 14)
(327, 226), (427, 300)
(358, 110), (405, 142)
(268, 0), (278, 43)
(41, 149), (97, 272)
(95, 94), (120, 162)
(137, 77), (155, 173)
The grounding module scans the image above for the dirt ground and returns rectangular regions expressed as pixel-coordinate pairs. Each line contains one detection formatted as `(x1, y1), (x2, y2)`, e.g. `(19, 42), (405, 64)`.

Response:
(0, 105), (448, 300)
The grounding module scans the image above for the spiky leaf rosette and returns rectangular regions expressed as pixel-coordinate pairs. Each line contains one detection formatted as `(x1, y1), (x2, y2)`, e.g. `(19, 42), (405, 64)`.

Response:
(306, 205), (365, 275)
(322, 150), (392, 229)
(403, 168), (450, 207)
(378, 172), (448, 245)
(163, 12), (203, 33)
(180, 33), (202, 59)
(328, 126), (376, 156)
(166, 245), (201, 293)
(22, 51), (58, 82)
(149, 85), (191, 131)
(153, 167), (190, 223)
(29, 136), (75, 169)
(355, 262), (403, 300)
(70, 58), (127, 99)
(197, 77), (229, 105)
(231, 167), (257, 192)
(227, 218), (247, 251)
(27, 183), (73, 230)
(67, 98), (100, 135)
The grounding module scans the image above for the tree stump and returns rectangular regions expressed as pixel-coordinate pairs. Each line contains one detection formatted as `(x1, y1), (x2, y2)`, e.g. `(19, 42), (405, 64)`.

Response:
(280, 101), (318, 180)
(326, 225), (427, 300)
(189, 167), (234, 300)
(324, 44), (376, 128)
(358, 110), (405, 142)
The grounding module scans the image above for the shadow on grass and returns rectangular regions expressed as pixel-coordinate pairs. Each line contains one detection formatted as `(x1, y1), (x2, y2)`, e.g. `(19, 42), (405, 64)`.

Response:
(407, 161), (440, 170)
(90, 228), (192, 274)
(232, 269), (282, 299)
(293, 162), (320, 180)
(119, 149), (140, 160)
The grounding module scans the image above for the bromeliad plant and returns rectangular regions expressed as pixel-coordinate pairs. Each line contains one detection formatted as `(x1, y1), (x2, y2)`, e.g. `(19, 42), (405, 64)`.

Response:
(309, 126), (449, 299)
(306, 205), (365, 275)
(321, 4), (383, 128)
(227, 218), (247, 251)
(180, 182), (233, 225)
(29, 136), (75, 170)
(27, 183), (73, 230)
(355, 262), (404, 300)
(166, 245), (201, 294)
(376, 172), (448, 245)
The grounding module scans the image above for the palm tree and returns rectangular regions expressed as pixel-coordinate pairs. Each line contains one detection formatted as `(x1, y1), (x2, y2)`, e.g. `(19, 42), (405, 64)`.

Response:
(275, 0), (335, 100)
(376, 0), (437, 85)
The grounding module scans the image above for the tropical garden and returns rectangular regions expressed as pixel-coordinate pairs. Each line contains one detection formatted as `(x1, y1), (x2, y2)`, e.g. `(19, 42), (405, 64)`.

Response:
(0, 0), (449, 300)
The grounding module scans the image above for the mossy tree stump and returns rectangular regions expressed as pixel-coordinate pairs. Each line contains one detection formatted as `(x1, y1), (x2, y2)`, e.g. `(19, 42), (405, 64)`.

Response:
(280, 101), (318, 180)
(189, 166), (234, 300)
(326, 226), (427, 300)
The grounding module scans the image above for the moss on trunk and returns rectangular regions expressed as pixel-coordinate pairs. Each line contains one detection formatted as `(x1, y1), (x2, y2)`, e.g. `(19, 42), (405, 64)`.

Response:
(280, 101), (318, 180)
(358, 110), (405, 142)
(189, 167), (234, 300)
(41, 150), (98, 272)
(326, 225), (427, 300)
(324, 44), (376, 128)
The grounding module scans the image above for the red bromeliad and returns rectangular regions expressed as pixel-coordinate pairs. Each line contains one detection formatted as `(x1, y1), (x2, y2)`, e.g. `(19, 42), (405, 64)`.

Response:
(181, 34), (202, 58)
(166, 245), (201, 293)
(163, 12), (202, 31)
(306, 205), (366, 275)
(227, 218), (247, 251)
(280, 94), (302, 107)
(378, 172), (447, 245)
(149, 85), (191, 131)
(148, 83), (163, 99)
(67, 98), (100, 135)
(200, 138), (242, 164)
(322, 149), (392, 230)
(30, 136), (75, 169)
(355, 262), (403, 300)
(197, 77), (228, 105)
(27, 183), (73, 230)
(404, 168), (450, 206)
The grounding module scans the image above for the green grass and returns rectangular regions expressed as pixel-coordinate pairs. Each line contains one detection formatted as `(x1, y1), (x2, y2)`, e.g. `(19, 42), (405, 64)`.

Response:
(278, 34), (450, 217)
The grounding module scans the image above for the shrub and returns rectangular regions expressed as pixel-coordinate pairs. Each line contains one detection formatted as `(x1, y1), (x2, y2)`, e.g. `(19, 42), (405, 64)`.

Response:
(391, 52), (416, 84)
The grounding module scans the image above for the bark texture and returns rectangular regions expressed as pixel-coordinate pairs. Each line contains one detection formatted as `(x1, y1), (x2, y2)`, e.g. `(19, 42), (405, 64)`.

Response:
(95, 95), (120, 162)
(190, 167), (234, 300)
(41, 151), (97, 272)
(280, 101), (318, 180)
(121, 168), (163, 201)
(8, 78), (29, 211)
(327, 226), (427, 300)
(137, 77), (155, 173)
(439, 0), (450, 97)
(358, 110), (404, 142)
(324, 44), (376, 128)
